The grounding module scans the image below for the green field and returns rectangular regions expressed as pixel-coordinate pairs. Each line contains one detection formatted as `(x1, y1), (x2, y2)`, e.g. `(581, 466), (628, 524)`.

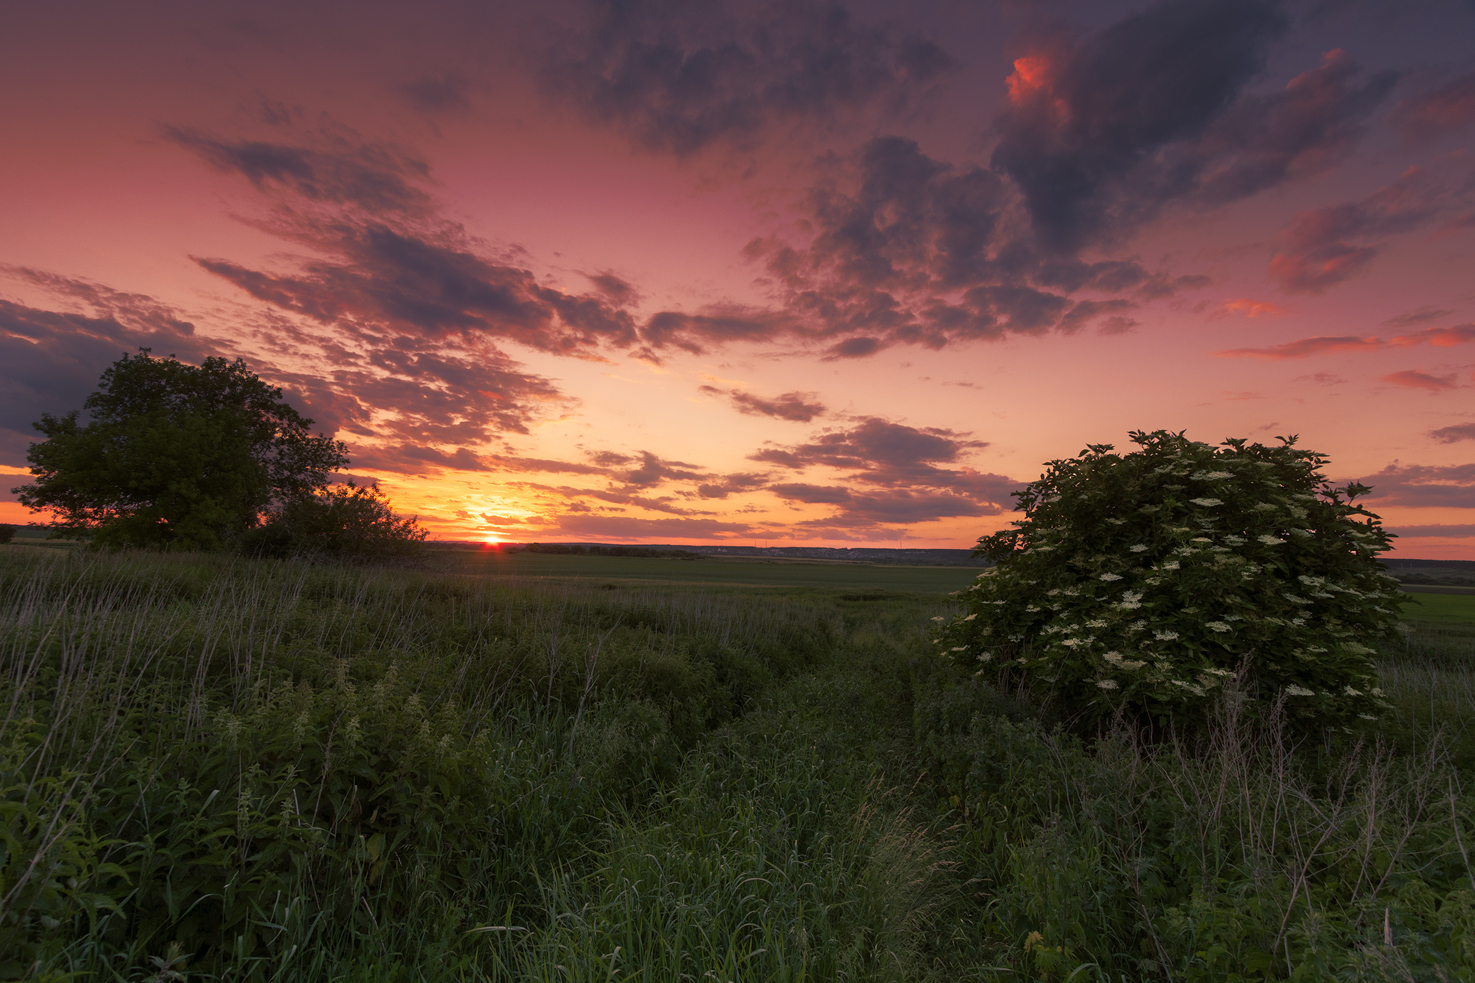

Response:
(1397, 588), (1475, 624)
(4, 548), (1475, 980)
(433, 547), (983, 593)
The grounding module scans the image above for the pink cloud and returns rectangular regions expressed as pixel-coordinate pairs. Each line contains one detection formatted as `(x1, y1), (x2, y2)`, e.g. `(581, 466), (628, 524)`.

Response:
(1267, 168), (1445, 294)
(1411, 324), (1475, 347)
(1390, 71), (1475, 143)
(1382, 370), (1460, 392)
(1214, 298), (1288, 319)
(1217, 334), (1382, 359)
(1217, 323), (1475, 360)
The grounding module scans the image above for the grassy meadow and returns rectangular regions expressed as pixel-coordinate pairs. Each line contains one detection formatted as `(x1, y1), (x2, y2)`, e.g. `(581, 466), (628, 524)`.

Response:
(2, 546), (1474, 981)
(428, 546), (983, 594)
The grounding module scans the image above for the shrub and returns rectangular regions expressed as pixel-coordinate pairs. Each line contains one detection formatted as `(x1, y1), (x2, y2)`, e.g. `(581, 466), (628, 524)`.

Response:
(933, 430), (1403, 733)
(245, 481), (427, 561)
(0, 524), (14, 545)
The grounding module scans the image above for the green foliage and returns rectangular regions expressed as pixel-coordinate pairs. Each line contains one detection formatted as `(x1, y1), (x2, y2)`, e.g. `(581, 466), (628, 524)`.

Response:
(0, 549), (852, 978)
(910, 655), (1475, 982)
(13, 350), (347, 551)
(2, 546), (1470, 981)
(935, 430), (1403, 733)
(245, 481), (428, 561)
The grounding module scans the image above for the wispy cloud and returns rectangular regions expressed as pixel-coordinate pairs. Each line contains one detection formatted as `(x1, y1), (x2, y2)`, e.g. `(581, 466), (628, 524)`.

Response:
(1268, 166), (1462, 294)
(1389, 70), (1475, 144)
(698, 385), (827, 422)
(1429, 422), (1475, 443)
(1354, 462), (1475, 506)
(1381, 369), (1461, 392)
(1217, 323), (1475, 358)
(1214, 298), (1288, 319)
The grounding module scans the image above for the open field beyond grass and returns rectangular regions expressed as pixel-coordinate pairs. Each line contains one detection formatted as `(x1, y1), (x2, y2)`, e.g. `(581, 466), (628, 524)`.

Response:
(1397, 590), (1475, 625)
(429, 547), (983, 594)
(2, 549), (1474, 981)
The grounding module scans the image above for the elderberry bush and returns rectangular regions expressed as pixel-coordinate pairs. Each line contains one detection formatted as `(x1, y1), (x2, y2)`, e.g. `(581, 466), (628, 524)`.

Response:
(934, 430), (1403, 732)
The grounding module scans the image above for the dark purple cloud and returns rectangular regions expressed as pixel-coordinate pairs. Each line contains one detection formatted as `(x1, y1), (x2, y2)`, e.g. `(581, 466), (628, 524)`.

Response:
(698, 385), (826, 421)
(1389, 524), (1475, 539)
(771, 487), (1001, 523)
(1384, 306), (1455, 328)
(747, 417), (1018, 524)
(170, 122), (645, 363)
(750, 417), (984, 479)
(399, 71), (473, 114)
(543, 514), (758, 540)
(0, 268), (561, 476)
(1429, 423), (1475, 444)
(695, 472), (769, 499)
(616, 451), (706, 487)
(164, 128), (434, 216)
(727, 136), (1167, 356)
(349, 443), (491, 474)
(991, 0), (1290, 251)
(1382, 370), (1461, 392)
(545, 0), (954, 155)
(1181, 48), (1398, 205)
(0, 276), (218, 461)
(198, 223), (641, 356)
(1355, 463), (1475, 507)
(522, 482), (714, 516)
(642, 307), (793, 354)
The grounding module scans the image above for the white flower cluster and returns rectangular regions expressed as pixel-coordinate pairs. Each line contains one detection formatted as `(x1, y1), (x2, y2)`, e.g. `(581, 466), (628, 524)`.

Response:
(1205, 621), (1232, 633)
(1189, 498), (1224, 507)
(1258, 535), (1284, 545)
(1129, 544), (1148, 552)
(1284, 684), (1316, 697)
(1100, 573), (1124, 581)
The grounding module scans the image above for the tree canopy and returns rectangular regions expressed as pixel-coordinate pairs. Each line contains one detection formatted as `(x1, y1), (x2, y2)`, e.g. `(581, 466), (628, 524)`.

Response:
(933, 430), (1404, 733)
(14, 350), (348, 550)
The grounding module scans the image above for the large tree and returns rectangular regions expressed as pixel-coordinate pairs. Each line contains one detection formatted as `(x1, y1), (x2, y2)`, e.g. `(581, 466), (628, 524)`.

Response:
(14, 350), (348, 550)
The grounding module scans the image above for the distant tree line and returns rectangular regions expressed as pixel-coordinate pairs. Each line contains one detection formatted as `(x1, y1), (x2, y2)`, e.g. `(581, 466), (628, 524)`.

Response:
(510, 543), (704, 560)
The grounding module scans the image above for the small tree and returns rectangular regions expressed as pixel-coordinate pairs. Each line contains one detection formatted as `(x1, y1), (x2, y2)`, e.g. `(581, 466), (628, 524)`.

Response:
(245, 481), (428, 561)
(0, 524), (14, 545)
(934, 431), (1402, 733)
(13, 350), (347, 550)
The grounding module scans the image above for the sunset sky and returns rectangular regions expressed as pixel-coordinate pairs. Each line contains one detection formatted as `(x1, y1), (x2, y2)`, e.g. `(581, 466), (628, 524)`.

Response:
(3, 0), (1474, 554)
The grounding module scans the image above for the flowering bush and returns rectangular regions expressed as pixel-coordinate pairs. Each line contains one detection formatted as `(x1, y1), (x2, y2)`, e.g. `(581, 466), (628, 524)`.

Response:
(933, 430), (1403, 732)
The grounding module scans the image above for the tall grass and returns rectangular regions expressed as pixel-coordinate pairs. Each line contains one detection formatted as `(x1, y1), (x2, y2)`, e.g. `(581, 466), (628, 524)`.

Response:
(913, 626), (1475, 980)
(4, 547), (1473, 981)
(0, 549), (957, 980)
